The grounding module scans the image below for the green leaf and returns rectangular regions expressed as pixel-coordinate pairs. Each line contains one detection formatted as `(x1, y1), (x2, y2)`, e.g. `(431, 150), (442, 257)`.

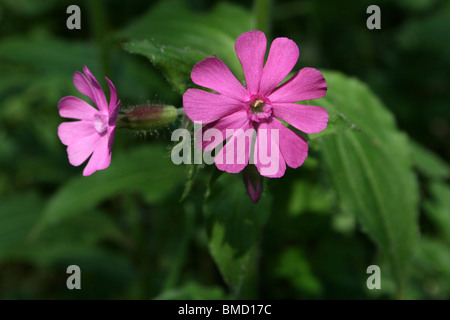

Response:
(0, 191), (124, 264)
(410, 141), (450, 180)
(0, 193), (133, 296)
(317, 70), (419, 296)
(424, 182), (450, 242)
(119, 0), (254, 84)
(36, 145), (185, 231)
(24, 243), (136, 299)
(203, 173), (271, 295)
(123, 40), (210, 94)
(287, 180), (333, 216)
(307, 110), (355, 141)
(411, 237), (450, 299)
(276, 248), (322, 296)
(15, 210), (128, 266)
(0, 192), (43, 260)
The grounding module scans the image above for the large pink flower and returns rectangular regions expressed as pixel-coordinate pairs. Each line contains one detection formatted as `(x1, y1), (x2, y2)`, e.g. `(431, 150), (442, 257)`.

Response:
(183, 30), (328, 177)
(58, 66), (120, 176)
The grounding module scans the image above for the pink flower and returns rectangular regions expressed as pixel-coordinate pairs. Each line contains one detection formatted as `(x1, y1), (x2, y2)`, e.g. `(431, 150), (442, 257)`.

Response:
(58, 66), (120, 176)
(183, 30), (328, 177)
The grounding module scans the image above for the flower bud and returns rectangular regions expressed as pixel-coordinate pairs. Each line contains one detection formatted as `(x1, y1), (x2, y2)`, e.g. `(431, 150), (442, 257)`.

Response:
(117, 104), (178, 130)
(242, 165), (263, 203)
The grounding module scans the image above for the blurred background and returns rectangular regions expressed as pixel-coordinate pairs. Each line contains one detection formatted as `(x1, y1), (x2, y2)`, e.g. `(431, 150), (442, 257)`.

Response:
(0, 0), (449, 299)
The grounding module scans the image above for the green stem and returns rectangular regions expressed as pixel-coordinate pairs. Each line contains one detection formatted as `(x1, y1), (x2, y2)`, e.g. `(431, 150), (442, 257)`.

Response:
(254, 0), (272, 35)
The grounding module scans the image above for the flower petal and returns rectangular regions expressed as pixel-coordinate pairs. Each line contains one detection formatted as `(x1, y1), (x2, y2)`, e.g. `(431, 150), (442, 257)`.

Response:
(82, 134), (112, 176)
(66, 132), (100, 166)
(268, 67), (327, 103)
(83, 66), (108, 112)
(58, 121), (96, 146)
(183, 88), (245, 123)
(253, 121), (286, 178)
(195, 110), (249, 151)
(272, 103), (328, 134)
(58, 96), (97, 120)
(235, 30), (266, 95)
(73, 71), (96, 103)
(259, 37), (299, 96)
(214, 121), (254, 174)
(105, 77), (118, 112)
(191, 57), (250, 102)
(266, 117), (308, 169)
(109, 100), (121, 126)
(108, 127), (116, 152)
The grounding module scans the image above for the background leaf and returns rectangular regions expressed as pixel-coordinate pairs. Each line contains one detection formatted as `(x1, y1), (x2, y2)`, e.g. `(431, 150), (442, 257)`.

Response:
(154, 282), (226, 300)
(203, 172), (272, 295)
(123, 40), (210, 94)
(424, 182), (450, 242)
(316, 70), (420, 296)
(410, 237), (450, 299)
(119, 0), (254, 87)
(36, 145), (185, 229)
(0, 192), (43, 260)
(0, 36), (97, 74)
(1, 0), (448, 300)
(410, 141), (450, 180)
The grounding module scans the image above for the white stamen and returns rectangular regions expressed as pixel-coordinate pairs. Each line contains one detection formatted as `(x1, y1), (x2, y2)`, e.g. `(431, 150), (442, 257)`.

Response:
(93, 113), (108, 133)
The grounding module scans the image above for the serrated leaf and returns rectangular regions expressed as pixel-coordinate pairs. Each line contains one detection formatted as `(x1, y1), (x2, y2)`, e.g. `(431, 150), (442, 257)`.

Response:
(318, 70), (419, 296)
(203, 173), (271, 295)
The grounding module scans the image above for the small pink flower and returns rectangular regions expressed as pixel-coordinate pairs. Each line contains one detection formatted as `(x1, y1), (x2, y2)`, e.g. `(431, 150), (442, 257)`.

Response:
(183, 30), (328, 177)
(58, 66), (120, 176)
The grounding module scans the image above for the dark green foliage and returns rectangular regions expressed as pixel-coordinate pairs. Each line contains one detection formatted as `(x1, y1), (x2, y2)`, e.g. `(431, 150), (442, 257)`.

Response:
(0, 0), (448, 300)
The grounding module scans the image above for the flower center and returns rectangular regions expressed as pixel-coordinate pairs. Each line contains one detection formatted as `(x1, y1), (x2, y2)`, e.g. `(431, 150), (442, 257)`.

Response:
(93, 113), (109, 134)
(247, 97), (272, 122)
(250, 99), (265, 114)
